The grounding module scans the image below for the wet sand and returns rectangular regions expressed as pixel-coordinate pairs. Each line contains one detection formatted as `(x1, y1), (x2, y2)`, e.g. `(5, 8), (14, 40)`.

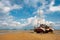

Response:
(0, 30), (60, 40)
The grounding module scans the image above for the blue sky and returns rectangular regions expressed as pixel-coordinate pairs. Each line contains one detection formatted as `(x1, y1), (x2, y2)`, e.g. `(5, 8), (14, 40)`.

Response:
(0, 0), (60, 30)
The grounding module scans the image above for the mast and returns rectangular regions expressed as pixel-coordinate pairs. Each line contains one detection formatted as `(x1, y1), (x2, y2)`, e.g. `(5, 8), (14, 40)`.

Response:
(39, 9), (45, 24)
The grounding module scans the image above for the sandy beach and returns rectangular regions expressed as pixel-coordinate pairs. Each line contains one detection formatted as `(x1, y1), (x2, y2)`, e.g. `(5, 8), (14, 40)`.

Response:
(0, 30), (60, 40)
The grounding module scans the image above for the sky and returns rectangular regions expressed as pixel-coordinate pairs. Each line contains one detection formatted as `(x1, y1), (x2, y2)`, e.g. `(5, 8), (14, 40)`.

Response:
(0, 0), (60, 30)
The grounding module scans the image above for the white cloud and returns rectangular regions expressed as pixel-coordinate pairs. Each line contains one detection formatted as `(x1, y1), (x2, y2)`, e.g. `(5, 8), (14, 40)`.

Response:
(0, 0), (60, 29)
(49, 6), (60, 11)
(0, 0), (22, 13)
(24, 0), (59, 28)
(49, 0), (55, 6)
(25, 16), (55, 27)
(9, 21), (21, 27)
(0, 0), (48, 29)
(49, 0), (60, 12)
(0, 16), (37, 29)
(23, 0), (47, 8)
(54, 22), (60, 26)
(2, 22), (8, 26)
(0, 0), (23, 29)
(3, 7), (11, 13)
(3, 5), (22, 13)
